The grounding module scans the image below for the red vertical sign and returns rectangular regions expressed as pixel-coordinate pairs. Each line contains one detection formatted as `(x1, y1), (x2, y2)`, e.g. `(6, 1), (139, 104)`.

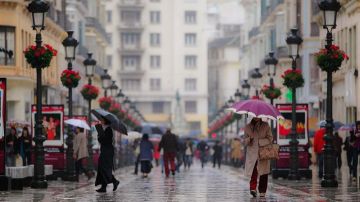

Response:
(0, 78), (6, 175)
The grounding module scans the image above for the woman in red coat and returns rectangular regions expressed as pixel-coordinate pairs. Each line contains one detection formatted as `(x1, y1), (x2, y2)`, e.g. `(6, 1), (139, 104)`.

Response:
(313, 127), (325, 178)
(153, 144), (160, 166)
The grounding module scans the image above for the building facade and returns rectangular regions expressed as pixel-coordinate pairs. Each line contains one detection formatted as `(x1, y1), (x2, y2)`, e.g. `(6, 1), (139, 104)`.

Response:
(106, 0), (208, 136)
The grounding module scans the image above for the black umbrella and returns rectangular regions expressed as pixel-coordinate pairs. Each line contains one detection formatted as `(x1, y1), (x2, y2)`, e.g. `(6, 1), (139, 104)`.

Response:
(135, 123), (165, 135)
(91, 108), (128, 135)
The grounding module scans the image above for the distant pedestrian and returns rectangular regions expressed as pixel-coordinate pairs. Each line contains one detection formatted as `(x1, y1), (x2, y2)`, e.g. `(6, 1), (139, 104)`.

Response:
(212, 140), (223, 169)
(94, 117), (119, 193)
(313, 127), (326, 178)
(344, 131), (356, 177)
(133, 139), (140, 175)
(158, 129), (178, 177)
(153, 143), (160, 167)
(139, 134), (154, 178)
(184, 138), (193, 170)
(244, 118), (273, 198)
(333, 132), (343, 170)
(18, 127), (32, 166)
(197, 140), (209, 168)
(6, 127), (18, 167)
(351, 130), (360, 181)
(73, 127), (93, 181)
(231, 138), (242, 167)
(176, 137), (185, 173)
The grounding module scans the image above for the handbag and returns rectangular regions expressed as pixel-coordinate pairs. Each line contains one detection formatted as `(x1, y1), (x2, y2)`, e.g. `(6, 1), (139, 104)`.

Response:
(258, 144), (279, 160)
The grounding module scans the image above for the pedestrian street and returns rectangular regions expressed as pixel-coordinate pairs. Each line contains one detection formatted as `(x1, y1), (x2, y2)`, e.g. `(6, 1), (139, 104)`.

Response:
(3, 163), (360, 202)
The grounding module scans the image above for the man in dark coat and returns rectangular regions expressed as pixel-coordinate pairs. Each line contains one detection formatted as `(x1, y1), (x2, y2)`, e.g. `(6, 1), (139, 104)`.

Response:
(212, 140), (223, 169)
(94, 117), (120, 193)
(158, 129), (178, 177)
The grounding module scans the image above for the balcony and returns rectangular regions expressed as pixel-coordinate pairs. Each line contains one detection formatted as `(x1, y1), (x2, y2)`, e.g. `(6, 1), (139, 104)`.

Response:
(118, 68), (145, 78)
(118, 0), (144, 10)
(118, 45), (144, 56)
(118, 21), (144, 31)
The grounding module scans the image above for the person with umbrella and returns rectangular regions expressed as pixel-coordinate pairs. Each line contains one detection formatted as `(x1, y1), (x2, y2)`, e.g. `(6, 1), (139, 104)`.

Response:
(139, 134), (154, 178)
(73, 126), (93, 181)
(94, 116), (120, 192)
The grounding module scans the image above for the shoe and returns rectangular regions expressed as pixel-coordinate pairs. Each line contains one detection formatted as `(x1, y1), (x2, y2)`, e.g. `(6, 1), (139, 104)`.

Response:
(259, 193), (265, 197)
(172, 170), (175, 176)
(113, 180), (119, 191)
(250, 190), (257, 197)
(96, 187), (106, 193)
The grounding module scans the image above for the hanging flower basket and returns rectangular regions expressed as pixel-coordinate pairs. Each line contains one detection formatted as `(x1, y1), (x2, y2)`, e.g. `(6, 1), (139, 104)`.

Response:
(315, 44), (349, 72)
(81, 84), (99, 100)
(60, 69), (81, 88)
(109, 103), (121, 117)
(99, 96), (113, 110)
(261, 84), (282, 100)
(24, 44), (57, 68)
(282, 68), (304, 89)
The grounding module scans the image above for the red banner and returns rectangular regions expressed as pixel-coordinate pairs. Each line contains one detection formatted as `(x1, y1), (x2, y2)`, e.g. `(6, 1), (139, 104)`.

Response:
(0, 78), (6, 175)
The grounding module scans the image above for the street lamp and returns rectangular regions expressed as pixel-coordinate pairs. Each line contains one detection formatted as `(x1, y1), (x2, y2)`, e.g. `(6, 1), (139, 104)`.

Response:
(241, 79), (250, 99)
(286, 27), (303, 180)
(318, 0), (341, 188)
(116, 89), (125, 104)
(83, 52), (97, 173)
(62, 31), (79, 181)
(27, 0), (49, 189)
(109, 81), (119, 97)
(101, 69), (111, 97)
(234, 89), (242, 135)
(123, 96), (131, 111)
(264, 51), (279, 105)
(251, 68), (262, 97)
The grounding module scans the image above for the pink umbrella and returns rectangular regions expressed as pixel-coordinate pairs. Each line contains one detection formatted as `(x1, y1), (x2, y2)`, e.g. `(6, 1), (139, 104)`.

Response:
(228, 99), (283, 120)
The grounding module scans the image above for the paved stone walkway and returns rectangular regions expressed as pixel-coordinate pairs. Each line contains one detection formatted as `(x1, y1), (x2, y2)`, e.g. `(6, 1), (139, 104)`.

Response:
(0, 162), (359, 201)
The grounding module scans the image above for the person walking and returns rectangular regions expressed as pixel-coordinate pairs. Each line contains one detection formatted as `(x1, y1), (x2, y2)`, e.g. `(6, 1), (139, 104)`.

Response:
(231, 138), (242, 167)
(5, 127), (18, 167)
(212, 140), (223, 169)
(153, 143), (160, 167)
(94, 117), (120, 193)
(333, 132), (343, 170)
(175, 137), (185, 173)
(197, 140), (209, 168)
(313, 127), (326, 178)
(73, 127), (93, 181)
(158, 129), (178, 177)
(17, 127), (32, 166)
(244, 118), (273, 198)
(133, 139), (141, 175)
(351, 130), (360, 181)
(344, 131), (356, 177)
(184, 138), (193, 170)
(139, 134), (154, 178)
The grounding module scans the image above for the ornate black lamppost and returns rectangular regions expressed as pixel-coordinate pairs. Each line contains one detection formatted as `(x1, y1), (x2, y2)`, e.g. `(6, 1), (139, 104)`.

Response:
(319, 0), (341, 187)
(83, 53), (97, 172)
(116, 89), (125, 104)
(242, 79), (250, 99)
(234, 89), (242, 135)
(62, 31), (79, 181)
(101, 69), (112, 97)
(286, 28), (303, 180)
(109, 81), (119, 97)
(227, 96), (235, 133)
(251, 68), (262, 97)
(264, 52), (278, 106)
(28, 0), (49, 189)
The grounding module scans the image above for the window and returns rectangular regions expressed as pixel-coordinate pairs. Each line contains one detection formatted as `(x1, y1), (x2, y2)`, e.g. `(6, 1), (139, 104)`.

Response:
(150, 11), (161, 24)
(122, 56), (140, 71)
(121, 11), (141, 23)
(185, 78), (197, 91)
(185, 33), (196, 46)
(121, 79), (140, 91)
(150, 33), (161, 46)
(150, 78), (161, 91)
(121, 33), (140, 46)
(152, 102), (164, 113)
(150, 55), (161, 68)
(185, 101), (197, 113)
(107, 55), (112, 68)
(185, 11), (196, 24)
(107, 10), (112, 23)
(185, 55), (197, 68)
(0, 26), (15, 66)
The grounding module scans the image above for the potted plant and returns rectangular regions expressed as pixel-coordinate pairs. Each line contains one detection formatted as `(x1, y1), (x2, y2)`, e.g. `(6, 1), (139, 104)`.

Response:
(60, 69), (81, 88)
(24, 44), (57, 68)
(282, 68), (304, 89)
(81, 84), (99, 100)
(99, 96), (113, 110)
(315, 44), (349, 72)
(261, 84), (282, 100)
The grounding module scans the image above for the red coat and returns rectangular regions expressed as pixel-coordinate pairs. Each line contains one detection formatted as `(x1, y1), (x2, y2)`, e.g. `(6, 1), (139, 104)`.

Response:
(313, 128), (325, 154)
(153, 144), (160, 159)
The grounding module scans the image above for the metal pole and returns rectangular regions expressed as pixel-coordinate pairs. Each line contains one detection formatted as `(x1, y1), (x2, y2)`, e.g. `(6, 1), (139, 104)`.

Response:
(31, 33), (47, 188)
(321, 31), (338, 187)
(288, 59), (299, 180)
(87, 78), (94, 171)
(64, 61), (77, 181)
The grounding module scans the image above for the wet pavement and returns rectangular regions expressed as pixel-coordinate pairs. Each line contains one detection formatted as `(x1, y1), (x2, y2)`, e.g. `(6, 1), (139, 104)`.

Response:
(0, 162), (359, 202)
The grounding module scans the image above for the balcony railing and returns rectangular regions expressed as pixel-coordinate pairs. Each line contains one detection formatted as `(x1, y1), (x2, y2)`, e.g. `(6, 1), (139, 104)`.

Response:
(119, 0), (144, 8)
(118, 21), (144, 30)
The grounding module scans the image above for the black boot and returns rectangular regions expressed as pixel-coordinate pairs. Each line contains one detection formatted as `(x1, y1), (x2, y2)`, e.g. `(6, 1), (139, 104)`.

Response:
(113, 179), (120, 191)
(96, 185), (107, 193)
